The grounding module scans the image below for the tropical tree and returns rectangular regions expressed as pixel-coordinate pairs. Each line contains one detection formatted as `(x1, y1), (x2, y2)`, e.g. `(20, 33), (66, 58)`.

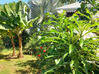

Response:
(0, 4), (16, 57)
(0, 29), (16, 56)
(0, 1), (38, 58)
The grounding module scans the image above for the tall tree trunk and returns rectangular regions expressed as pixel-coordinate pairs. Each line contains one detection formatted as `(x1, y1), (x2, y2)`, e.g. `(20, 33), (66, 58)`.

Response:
(18, 34), (23, 58)
(10, 37), (16, 57)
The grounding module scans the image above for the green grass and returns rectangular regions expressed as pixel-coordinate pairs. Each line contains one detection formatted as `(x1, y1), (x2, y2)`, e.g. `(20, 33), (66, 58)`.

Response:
(0, 49), (39, 74)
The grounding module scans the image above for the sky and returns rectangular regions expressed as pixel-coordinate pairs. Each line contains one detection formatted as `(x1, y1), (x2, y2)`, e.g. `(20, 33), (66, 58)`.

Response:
(0, 0), (29, 4)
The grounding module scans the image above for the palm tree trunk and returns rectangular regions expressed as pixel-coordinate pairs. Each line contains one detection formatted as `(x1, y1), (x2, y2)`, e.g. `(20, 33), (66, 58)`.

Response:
(10, 37), (16, 57)
(18, 34), (23, 58)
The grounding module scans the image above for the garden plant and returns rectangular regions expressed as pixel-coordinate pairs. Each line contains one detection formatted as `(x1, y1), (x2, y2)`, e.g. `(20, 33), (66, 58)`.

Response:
(0, 0), (98, 74)
(36, 10), (98, 74)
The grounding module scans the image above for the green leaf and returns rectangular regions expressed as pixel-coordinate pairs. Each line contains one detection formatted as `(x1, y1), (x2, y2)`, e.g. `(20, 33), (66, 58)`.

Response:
(81, 60), (88, 74)
(62, 53), (68, 60)
(55, 59), (61, 65)
(43, 62), (68, 74)
(16, 1), (22, 14)
(70, 60), (75, 74)
(69, 44), (73, 54)
(27, 17), (39, 27)
(45, 55), (54, 59)
(70, 60), (74, 69)
(84, 28), (99, 36)
(79, 38), (84, 48)
(0, 25), (8, 30)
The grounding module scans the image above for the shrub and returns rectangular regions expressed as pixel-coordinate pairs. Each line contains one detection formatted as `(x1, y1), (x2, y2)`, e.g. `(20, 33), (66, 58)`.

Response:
(38, 11), (98, 74)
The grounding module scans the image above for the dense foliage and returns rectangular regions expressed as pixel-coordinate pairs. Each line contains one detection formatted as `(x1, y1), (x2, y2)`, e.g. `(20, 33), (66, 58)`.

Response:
(36, 10), (99, 73)
(0, 0), (98, 73)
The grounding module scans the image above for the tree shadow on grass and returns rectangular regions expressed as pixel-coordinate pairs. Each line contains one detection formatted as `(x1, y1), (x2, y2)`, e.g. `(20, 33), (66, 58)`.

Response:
(16, 69), (30, 74)
(0, 54), (10, 61)
(0, 48), (4, 52)
(16, 60), (41, 74)
(0, 54), (18, 61)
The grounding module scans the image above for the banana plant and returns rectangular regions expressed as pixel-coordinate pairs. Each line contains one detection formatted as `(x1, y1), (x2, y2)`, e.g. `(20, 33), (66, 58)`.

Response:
(0, 5), (16, 57)
(0, 30), (16, 57)
(0, 1), (38, 58)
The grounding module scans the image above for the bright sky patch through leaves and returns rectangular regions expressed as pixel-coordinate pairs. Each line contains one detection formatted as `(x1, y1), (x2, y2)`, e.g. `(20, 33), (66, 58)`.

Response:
(0, 0), (29, 4)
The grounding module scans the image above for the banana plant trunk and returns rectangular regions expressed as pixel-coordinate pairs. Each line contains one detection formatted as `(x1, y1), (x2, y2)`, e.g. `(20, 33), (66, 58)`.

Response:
(10, 37), (16, 57)
(18, 34), (23, 58)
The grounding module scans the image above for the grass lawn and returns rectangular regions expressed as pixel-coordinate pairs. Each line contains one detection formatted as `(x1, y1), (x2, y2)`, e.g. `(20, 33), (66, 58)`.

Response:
(0, 49), (39, 74)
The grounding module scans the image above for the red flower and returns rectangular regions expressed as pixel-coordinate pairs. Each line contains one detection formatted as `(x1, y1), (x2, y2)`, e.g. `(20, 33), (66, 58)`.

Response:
(40, 47), (43, 49)
(38, 54), (41, 57)
(43, 50), (46, 53)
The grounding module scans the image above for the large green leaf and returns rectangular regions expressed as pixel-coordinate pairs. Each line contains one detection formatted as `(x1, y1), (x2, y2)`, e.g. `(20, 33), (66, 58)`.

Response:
(16, 1), (22, 14)
(70, 60), (75, 74)
(81, 60), (88, 74)
(69, 44), (74, 54)
(4, 4), (14, 16)
(27, 17), (39, 27)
